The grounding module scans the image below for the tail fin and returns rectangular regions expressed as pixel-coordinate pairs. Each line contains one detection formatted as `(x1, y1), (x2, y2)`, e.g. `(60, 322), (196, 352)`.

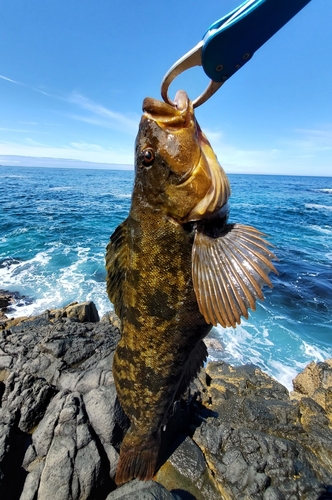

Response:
(115, 429), (160, 485)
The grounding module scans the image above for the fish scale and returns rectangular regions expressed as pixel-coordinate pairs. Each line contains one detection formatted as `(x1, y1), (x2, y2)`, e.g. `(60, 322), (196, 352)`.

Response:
(111, 208), (210, 419)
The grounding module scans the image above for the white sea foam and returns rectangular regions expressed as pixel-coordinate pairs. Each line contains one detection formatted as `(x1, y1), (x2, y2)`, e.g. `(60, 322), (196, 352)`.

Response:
(309, 225), (332, 235)
(9, 280), (112, 320)
(268, 360), (299, 391)
(0, 174), (26, 179)
(214, 321), (276, 369)
(2, 246), (111, 320)
(12, 227), (29, 235)
(262, 327), (274, 345)
(116, 194), (131, 199)
(0, 252), (51, 284)
(302, 341), (330, 361)
(48, 186), (74, 192)
(315, 188), (332, 194)
(211, 317), (332, 392)
(305, 203), (332, 211)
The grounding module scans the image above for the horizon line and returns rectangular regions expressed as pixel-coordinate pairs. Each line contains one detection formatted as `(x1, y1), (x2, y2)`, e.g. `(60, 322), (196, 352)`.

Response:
(1, 163), (331, 178)
(0, 154), (331, 178)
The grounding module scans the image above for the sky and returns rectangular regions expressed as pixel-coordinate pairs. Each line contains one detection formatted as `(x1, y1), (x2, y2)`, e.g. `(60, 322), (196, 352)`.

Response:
(0, 0), (331, 176)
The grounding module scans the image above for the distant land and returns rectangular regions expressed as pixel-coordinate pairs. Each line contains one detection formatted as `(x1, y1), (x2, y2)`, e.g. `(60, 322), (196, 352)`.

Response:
(0, 155), (134, 170)
(0, 155), (331, 177)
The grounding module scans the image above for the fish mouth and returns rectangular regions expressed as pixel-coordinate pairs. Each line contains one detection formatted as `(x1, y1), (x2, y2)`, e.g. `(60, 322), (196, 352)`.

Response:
(142, 91), (193, 131)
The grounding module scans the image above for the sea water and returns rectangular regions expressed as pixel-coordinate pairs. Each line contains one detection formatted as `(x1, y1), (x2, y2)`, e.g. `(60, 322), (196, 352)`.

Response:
(1, 166), (331, 390)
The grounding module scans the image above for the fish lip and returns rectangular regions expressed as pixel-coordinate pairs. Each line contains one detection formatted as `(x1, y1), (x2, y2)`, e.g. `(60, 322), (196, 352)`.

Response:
(142, 93), (193, 132)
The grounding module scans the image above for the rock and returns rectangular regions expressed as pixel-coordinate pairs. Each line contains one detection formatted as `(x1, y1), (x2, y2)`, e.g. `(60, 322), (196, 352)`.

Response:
(101, 312), (121, 328)
(49, 301), (100, 323)
(29, 391), (109, 500)
(0, 304), (332, 499)
(0, 303), (120, 499)
(0, 290), (15, 325)
(291, 358), (332, 423)
(186, 361), (332, 499)
(156, 435), (221, 500)
(0, 291), (13, 310)
(0, 299), (100, 331)
(156, 361), (332, 499)
(106, 479), (181, 499)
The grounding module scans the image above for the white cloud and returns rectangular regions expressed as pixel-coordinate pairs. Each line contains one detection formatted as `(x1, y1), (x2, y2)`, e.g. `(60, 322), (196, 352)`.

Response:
(0, 74), (55, 98)
(290, 127), (332, 151)
(0, 127), (32, 133)
(0, 74), (23, 85)
(204, 125), (332, 176)
(0, 73), (138, 135)
(0, 139), (134, 165)
(70, 141), (104, 152)
(68, 92), (139, 134)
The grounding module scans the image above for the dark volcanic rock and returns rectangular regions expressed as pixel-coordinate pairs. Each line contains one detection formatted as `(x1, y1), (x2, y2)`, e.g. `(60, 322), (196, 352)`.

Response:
(106, 479), (182, 499)
(0, 293), (12, 310)
(0, 289), (33, 323)
(188, 362), (332, 499)
(156, 362), (332, 499)
(0, 306), (121, 500)
(0, 303), (331, 499)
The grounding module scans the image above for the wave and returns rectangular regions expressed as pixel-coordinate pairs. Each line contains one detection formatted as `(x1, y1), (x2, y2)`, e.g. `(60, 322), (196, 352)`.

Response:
(0, 252), (51, 285)
(116, 194), (132, 199)
(0, 257), (21, 269)
(212, 311), (332, 391)
(0, 246), (112, 320)
(4, 280), (111, 321)
(309, 225), (332, 235)
(0, 174), (26, 179)
(301, 341), (330, 361)
(305, 203), (332, 211)
(314, 188), (332, 194)
(48, 186), (75, 192)
(268, 360), (300, 390)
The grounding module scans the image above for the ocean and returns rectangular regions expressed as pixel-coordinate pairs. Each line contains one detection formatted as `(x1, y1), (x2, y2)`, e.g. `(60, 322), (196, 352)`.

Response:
(1, 166), (331, 390)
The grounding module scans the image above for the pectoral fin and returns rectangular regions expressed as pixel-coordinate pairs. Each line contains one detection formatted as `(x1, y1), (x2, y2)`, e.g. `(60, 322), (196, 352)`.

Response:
(105, 219), (129, 320)
(192, 223), (278, 328)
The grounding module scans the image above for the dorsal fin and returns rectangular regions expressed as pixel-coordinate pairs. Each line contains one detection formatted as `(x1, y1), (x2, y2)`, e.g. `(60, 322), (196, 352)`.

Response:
(192, 223), (278, 328)
(105, 219), (129, 320)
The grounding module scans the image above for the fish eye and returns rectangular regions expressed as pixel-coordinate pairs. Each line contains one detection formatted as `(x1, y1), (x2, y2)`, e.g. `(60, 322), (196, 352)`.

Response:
(142, 148), (155, 166)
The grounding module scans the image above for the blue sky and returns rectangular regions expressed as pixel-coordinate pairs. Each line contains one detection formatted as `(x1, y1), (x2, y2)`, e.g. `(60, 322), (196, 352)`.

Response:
(0, 0), (331, 175)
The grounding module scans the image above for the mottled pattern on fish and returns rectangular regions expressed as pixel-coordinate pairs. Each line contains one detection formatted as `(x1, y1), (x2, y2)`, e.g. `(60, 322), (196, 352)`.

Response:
(106, 90), (277, 484)
(106, 207), (210, 482)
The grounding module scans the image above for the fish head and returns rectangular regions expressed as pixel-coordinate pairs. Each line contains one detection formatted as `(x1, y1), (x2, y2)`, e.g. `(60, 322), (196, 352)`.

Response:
(133, 90), (231, 223)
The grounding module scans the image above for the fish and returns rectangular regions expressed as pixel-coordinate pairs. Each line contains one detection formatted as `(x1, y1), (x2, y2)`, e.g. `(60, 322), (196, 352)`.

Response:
(105, 90), (277, 485)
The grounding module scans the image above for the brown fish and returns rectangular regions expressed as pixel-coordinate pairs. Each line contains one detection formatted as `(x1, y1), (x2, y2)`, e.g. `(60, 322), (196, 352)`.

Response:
(105, 90), (277, 484)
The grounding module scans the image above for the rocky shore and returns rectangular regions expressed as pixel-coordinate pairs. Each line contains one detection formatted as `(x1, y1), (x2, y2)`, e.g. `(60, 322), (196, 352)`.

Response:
(0, 296), (332, 499)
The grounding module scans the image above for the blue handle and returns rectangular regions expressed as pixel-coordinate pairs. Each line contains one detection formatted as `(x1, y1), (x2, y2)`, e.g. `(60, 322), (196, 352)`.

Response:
(201, 0), (312, 82)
